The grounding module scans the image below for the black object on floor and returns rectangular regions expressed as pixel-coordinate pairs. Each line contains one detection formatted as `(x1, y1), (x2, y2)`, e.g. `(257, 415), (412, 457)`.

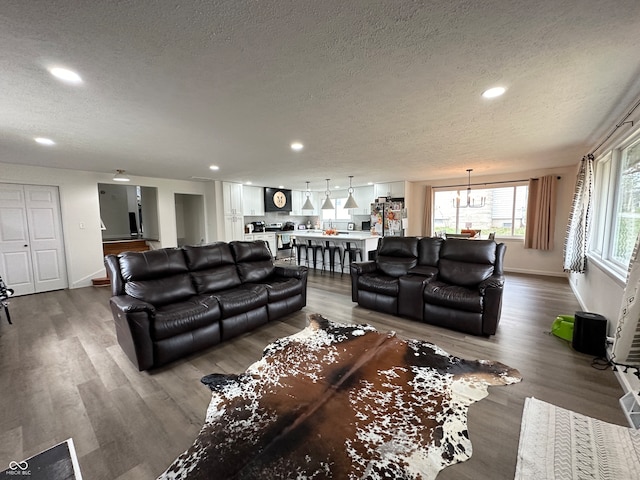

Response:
(572, 311), (607, 357)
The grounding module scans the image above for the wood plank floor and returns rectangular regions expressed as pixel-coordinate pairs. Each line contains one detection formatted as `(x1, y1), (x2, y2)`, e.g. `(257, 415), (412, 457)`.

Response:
(0, 271), (627, 479)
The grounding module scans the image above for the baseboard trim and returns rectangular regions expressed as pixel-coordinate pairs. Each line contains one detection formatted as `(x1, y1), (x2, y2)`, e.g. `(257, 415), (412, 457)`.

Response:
(504, 267), (566, 278)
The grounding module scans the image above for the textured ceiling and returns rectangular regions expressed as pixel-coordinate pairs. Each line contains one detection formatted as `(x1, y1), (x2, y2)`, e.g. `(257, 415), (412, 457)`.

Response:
(2, 0), (640, 190)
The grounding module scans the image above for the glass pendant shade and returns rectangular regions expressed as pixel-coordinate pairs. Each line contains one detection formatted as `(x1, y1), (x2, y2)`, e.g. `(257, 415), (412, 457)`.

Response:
(113, 169), (130, 182)
(343, 175), (358, 209)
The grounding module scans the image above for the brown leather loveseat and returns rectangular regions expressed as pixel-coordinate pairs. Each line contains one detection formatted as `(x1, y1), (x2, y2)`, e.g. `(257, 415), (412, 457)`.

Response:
(105, 240), (308, 371)
(350, 236), (506, 335)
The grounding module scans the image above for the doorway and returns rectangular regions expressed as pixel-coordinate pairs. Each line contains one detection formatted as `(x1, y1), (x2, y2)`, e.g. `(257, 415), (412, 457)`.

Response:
(0, 183), (68, 296)
(174, 193), (205, 247)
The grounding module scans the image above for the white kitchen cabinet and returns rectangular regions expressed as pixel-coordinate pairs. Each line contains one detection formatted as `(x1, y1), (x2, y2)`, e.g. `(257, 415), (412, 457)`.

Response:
(351, 185), (374, 215)
(224, 215), (244, 242)
(373, 181), (405, 200)
(222, 182), (244, 241)
(222, 182), (243, 216)
(291, 190), (318, 216)
(243, 186), (264, 216)
(245, 232), (277, 257)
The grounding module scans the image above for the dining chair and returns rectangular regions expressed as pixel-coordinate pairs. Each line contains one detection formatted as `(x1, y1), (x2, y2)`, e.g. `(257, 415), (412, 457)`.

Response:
(0, 275), (14, 325)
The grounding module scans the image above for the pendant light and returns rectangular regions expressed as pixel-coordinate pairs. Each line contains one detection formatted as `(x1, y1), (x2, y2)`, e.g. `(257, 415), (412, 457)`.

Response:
(321, 179), (335, 210)
(302, 181), (314, 210)
(454, 169), (485, 208)
(343, 175), (359, 209)
(113, 169), (131, 182)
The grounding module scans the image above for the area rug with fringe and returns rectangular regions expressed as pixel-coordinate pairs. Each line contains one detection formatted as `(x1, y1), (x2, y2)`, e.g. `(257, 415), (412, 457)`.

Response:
(515, 397), (640, 479)
(158, 313), (522, 480)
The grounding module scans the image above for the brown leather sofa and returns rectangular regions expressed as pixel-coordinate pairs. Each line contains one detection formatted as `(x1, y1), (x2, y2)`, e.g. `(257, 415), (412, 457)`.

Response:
(105, 240), (308, 371)
(350, 236), (506, 335)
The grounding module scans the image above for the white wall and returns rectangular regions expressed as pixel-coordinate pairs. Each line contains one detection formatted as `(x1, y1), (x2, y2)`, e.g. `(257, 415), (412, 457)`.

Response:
(0, 162), (212, 288)
(407, 165), (576, 276)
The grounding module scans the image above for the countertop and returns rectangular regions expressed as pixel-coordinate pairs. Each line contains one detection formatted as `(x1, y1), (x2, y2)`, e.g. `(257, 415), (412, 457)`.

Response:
(291, 231), (378, 240)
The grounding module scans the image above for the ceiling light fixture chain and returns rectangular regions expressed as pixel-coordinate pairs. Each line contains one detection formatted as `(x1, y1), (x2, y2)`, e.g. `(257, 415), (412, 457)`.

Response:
(343, 175), (359, 209)
(454, 169), (485, 209)
(302, 181), (314, 210)
(321, 179), (335, 210)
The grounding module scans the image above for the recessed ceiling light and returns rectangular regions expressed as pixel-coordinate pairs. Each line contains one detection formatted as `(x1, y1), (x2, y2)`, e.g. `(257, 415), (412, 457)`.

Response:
(482, 86), (506, 99)
(246, 181), (252, 185)
(34, 137), (55, 146)
(48, 67), (83, 85)
(291, 142), (304, 151)
(278, 185), (284, 189)
(334, 185), (340, 189)
(367, 182), (373, 185)
(209, 165), (220, 170)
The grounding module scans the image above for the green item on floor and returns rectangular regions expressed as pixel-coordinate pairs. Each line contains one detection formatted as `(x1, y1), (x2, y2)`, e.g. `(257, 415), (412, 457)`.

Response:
(551, 315), (574, 341)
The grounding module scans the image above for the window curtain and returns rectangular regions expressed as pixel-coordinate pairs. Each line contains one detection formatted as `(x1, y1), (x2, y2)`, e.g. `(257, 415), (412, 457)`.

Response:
(423, 185), (433, 237)
(563, 154), (594, 273)
(524, 175), (557, 250)
(611, 231), (640, 366)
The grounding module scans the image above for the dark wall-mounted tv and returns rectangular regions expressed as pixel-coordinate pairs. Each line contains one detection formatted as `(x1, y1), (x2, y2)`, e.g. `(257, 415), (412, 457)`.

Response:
(264, 187), (292, 212)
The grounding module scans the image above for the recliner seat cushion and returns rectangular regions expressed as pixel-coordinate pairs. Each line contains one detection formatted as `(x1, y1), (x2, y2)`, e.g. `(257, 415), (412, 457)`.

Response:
(125, 273), (196, 306)
(357, 273), (399, 296)
(259, 277), (303, 302)
(423, 281), (482, 313)
(213, 284), (269, 318)
(153, 296), (222, 341)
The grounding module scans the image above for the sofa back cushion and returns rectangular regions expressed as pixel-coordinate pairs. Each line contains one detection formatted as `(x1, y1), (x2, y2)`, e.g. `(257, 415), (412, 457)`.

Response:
(376, 237), (419, 277)
(118, 249), (196, 305)
(438, 239), (496, 287)
(184, 243), (242, 293)
(417, 237), (444, 267)
(230, 241), (275, 283)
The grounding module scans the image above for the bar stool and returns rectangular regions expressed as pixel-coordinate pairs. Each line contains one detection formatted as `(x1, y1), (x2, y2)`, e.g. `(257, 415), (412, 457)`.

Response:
(308, 239), (325, 272)
(324, 240), (344, 275)
(292, 237), (308, 266)
(342, 242), (363, 272)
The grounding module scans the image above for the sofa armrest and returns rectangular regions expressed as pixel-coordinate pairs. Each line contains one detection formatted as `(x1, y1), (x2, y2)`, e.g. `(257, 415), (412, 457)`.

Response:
(478, 275), (505, 294)
(109, 295), (155, 371)
(479, 275), (505, 336)
(274, 265), (308, 279)
(110, 295), (156, 314)
(407, 265), (438, 279)
(350, 261), (377, 276)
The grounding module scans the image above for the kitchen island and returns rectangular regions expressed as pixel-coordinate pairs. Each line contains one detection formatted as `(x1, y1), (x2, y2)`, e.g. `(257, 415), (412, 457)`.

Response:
(289, 231), (381, 270)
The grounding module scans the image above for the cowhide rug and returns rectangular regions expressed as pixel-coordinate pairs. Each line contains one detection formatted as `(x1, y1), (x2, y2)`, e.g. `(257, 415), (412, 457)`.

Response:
(158, 314), (522, 480)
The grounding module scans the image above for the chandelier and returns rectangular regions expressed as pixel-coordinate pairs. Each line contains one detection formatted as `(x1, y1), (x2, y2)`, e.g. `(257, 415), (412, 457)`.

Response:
(454, 169), (485, 209)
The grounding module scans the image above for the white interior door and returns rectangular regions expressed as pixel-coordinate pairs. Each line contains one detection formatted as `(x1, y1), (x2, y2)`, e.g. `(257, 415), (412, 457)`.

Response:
(0, 184), (68, 295)
(0, 184), (35, 295)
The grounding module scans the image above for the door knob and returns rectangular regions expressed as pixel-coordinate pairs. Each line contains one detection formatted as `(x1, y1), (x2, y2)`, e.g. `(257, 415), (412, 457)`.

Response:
(24, 244), (28, 247)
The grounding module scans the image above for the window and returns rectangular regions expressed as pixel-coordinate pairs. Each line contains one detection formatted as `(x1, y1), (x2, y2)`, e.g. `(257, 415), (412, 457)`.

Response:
(589, 129), (640, 279)
(433, 185), (528, 237)
(611, 138), (640, 266)
(320, 197), (351, 221)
